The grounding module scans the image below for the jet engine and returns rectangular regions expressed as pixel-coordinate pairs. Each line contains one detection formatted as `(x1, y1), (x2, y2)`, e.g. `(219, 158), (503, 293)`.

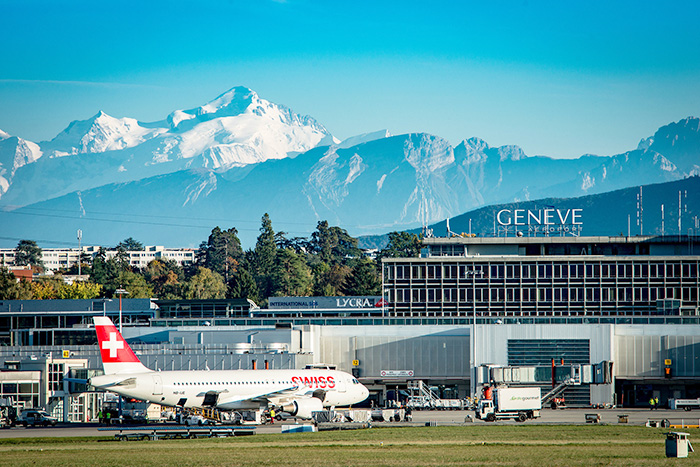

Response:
(280, 398), (324, 419)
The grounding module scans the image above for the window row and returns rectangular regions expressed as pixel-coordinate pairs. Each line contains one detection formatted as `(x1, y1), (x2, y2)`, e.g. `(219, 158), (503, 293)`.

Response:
(386, 262), (697, 280)
(389, 286), (698, 304)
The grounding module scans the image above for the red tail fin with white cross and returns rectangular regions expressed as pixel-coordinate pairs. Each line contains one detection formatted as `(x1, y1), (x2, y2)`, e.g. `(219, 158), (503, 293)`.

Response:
(94, 317), (150, 375)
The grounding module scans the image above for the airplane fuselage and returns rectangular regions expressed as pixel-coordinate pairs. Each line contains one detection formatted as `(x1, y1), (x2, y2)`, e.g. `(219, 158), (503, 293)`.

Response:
(90, 368), (367, 410)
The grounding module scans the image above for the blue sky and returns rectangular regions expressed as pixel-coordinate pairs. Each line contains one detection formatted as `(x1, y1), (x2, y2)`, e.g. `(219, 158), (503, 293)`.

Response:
(1, 0), (699, 158)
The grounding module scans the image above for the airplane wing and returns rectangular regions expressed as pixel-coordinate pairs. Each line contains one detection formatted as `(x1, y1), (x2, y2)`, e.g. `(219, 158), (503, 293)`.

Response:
(217, 384), (304, 407)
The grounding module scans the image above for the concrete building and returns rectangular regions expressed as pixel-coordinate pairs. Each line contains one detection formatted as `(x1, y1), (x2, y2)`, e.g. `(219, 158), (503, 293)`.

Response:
(0, 246), (196, 272)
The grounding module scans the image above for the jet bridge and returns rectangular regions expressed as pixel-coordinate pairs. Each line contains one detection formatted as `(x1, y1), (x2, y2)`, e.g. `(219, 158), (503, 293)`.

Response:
(476, 361), (614, 407)
(478, 361), (613, 386)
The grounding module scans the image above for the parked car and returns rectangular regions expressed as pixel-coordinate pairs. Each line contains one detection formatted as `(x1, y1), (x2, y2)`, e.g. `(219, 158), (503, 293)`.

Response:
(19, 410), (58, 427)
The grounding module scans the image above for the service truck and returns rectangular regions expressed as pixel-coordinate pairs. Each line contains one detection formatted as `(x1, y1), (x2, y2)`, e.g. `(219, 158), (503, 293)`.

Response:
(0, 398), (17, 428)
(669, 398), (700, 411)
(475, 387), (541, 422)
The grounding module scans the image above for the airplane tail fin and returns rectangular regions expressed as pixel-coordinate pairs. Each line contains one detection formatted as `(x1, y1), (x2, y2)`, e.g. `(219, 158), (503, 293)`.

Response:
(94, 316), (150, 375)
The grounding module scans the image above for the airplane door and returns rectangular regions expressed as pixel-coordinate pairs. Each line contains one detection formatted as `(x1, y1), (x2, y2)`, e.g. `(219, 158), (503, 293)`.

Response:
(152, 375), (163, 396)
(336, 376), (347, 393)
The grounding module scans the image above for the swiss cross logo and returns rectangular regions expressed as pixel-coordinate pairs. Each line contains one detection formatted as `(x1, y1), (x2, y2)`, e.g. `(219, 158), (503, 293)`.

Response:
(102, 332), (124, 359)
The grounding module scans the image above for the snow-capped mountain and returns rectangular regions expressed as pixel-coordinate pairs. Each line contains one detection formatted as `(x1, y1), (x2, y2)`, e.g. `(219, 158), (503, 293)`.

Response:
(0, 87), (336, 207)
(160, 86), (337, 168)
(0, 132), (42, 196)
(0, 86), (697, 248)
(42, 111), (166, 157)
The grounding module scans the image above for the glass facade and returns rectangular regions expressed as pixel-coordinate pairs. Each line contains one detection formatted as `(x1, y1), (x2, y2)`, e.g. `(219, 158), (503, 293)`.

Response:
(383, 256), (700, 317)
(507, 339), (591, 406)
(0, 378), (40, 410)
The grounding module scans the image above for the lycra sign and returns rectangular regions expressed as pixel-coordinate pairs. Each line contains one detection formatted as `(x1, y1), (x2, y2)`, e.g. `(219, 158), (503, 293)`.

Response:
(496, 208), (583, 236)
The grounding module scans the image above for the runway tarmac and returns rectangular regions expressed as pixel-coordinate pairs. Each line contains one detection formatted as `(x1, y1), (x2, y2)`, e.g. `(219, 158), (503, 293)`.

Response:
(0, 408), (695, 439)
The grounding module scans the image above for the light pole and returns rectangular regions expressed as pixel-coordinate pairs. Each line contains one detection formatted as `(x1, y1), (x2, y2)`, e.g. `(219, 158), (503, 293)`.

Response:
(77, 230), (82, 276)
(472, 304), (477, 401)
(115, 288), (129, 333)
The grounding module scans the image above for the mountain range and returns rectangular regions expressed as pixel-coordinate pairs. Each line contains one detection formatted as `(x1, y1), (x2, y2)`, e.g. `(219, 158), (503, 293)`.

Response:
(0, 87), (698, 248)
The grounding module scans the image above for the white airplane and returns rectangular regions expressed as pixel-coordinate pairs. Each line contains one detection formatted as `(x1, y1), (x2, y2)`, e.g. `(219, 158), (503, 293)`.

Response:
(89, 317), (369, 419)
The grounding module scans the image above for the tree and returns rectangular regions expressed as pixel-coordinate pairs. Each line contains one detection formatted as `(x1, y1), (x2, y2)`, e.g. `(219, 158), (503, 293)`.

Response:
(30, 276), (65, 299)
(90, 248), (128, 295)
(90, 248), (113, 286)
(198, 227), (242, 282)
(14, 240), (44, 271)
(227, 267), (259, 303)
(272, 248), (313, 297)
(115, 270), (153, 299)
(343, 258), (381, 296)
(0, 267), (32, 299)
(57, 281), (103, 299)
(116, 237), (144, 251)
(310, 221), (361, 265)
(377, 231), (423, 260)
(251, 213), (277, 298)
(63, 251), (93, 275)
(28, 275), (103, 299)
(312, 262), (351, 296)
(143, 259), (184, 299)
(183, 267), (226, 299)
(275, 232), (311, 254)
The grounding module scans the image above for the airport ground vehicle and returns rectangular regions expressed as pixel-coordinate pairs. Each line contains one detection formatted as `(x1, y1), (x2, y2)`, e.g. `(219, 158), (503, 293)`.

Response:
(18, 409), (58, 427)
(0, 398), (17, 428)
(102, 399), (163, 424)
(177, 414), (216, 426)
(475, 387), (541, 422)
(669, 398), (700, 411)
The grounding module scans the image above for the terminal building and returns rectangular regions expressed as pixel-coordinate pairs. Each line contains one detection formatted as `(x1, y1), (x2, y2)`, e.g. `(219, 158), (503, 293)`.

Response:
(0, 232), (699, 421)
